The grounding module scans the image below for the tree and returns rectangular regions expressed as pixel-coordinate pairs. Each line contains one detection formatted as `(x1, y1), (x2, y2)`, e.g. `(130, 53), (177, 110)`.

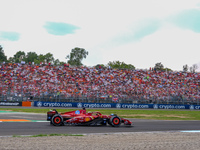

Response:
(95, 64), (106, 69)
(59, 61), (66, 66)
(154, 62), (164, 71)
(13, 51), (26, 63)
(66, 47), (88, 66)
(34, 54), (45, 65)
(25, 52), (38, 63)
(60, 61), (66, 66)
(8, 57), (15, 63)
(54, 59), (60, 66)
(108, 61), (135, 70)
(44, 52), (54, 64)
(183, 64), (189, 72)
(163, 68), (172, 72)
(0, 45), (7, 62)
(190, 64), (198, 73)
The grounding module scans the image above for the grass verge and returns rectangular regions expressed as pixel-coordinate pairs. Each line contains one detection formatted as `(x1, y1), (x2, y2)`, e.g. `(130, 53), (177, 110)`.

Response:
(0, 108), (200, 120)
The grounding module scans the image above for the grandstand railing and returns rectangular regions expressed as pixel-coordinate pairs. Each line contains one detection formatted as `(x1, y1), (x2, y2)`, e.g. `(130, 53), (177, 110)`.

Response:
(0, 94), (199, 105)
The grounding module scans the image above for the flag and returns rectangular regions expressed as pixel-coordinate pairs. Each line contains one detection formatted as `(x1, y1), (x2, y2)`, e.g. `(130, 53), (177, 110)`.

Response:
(112, 97), (118, 103)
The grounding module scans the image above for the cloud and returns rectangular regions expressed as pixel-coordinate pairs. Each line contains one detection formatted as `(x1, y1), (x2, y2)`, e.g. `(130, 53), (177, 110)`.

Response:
(170, 9), (200, 33)
(0, 31), (20, 41)
(132, 19), (161, 41)
(44, 22), (79, 36)
(110, 19), (161, 45)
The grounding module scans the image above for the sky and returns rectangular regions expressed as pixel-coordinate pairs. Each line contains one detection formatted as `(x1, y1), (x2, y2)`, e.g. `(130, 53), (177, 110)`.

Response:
(0, 0), (200, 71)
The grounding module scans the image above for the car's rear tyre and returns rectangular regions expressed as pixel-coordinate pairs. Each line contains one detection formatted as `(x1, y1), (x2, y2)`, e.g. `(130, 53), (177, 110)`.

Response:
(51, 114), (63, 126)
(109, 116), (121, 127)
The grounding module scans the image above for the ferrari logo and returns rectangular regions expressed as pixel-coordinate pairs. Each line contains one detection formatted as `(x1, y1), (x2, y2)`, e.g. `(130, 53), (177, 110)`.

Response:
(85, 117), (90, 122)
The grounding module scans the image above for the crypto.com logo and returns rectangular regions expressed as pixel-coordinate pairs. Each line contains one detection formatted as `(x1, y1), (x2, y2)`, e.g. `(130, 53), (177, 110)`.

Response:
(77, 103), (82, 108)
(37, 101), (42, 107)
(116, 104), (121, 109)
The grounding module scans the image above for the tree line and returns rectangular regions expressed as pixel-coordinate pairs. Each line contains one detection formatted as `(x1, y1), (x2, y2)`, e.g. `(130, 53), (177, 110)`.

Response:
(0, 45), (198, 72)
(0, 45), (86, 66)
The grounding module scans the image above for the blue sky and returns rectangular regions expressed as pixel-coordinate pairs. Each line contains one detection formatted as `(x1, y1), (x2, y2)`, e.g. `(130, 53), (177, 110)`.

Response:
(0, 0), (200, 71)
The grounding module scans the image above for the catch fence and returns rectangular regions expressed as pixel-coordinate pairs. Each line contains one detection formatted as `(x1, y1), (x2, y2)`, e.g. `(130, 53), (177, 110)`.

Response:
(0, 93), (199, 105)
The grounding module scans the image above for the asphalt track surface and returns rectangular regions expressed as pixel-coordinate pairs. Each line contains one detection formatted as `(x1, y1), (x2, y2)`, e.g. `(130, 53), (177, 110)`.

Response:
(0, 111), (200, 136)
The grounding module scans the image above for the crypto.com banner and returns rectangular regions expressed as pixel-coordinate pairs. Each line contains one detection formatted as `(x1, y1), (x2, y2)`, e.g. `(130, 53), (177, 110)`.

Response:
(33, 101), (200, 110)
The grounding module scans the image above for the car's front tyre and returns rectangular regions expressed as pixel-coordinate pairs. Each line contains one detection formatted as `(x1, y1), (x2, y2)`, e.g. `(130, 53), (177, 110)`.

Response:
(109, 116), (121, 127)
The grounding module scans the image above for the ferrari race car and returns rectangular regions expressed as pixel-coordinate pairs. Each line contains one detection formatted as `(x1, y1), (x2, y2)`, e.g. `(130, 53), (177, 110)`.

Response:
(47, 108), (132, 127)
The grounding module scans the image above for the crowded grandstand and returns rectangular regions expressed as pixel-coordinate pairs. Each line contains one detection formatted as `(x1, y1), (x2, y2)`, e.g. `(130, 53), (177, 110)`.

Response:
(0, 63), (199, 104)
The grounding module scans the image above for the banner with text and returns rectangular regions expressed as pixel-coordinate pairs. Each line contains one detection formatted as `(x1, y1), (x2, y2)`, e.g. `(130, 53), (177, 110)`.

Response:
(33, 101), (200, 110)
(0, 102), (22, 106)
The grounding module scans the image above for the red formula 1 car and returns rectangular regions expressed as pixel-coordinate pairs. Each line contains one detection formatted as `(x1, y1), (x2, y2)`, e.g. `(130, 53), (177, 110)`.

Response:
(47, 108), (132, 127)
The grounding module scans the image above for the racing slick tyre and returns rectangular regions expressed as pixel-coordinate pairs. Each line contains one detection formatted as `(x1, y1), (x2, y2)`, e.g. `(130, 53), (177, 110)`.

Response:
(51, 114), (64, 126)
(109, 116), (121, 127)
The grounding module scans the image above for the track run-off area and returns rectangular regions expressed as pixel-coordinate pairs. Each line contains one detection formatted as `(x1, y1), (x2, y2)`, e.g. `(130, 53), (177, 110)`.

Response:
(0, 109), (200, 136)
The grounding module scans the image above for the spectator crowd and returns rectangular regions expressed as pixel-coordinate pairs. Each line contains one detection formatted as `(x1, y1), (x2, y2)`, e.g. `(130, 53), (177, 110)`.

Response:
(0, 63), (199, 104)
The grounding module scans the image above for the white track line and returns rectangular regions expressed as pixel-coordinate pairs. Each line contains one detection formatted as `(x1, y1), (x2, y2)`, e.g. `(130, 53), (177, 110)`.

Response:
(180, 130), (200, 133)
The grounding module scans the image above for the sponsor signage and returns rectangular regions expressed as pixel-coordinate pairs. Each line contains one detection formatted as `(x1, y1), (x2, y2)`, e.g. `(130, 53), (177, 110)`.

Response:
(152, 104), (188, 109)
(152, 104), (200, 110)
(0, 102), (22, 106)
(33, 101), (200, 110)
(34, 101), (75, 107)
(119, 103), (150, 109)
(189, 105), (200, 110)
(34, 101), (115, 108)
(76, 102), (115, 108)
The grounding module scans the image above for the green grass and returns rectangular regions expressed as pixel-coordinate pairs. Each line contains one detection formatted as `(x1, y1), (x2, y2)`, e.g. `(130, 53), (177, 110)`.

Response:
(1, 108), (200, 120)
(13, 134), (84, 137)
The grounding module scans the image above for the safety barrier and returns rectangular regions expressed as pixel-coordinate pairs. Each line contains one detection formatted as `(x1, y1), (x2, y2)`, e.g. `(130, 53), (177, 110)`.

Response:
(1, 95), (199, 105)
(22, 101), (32, 107)
(1, 100), (200, 110)
(0, 102), (22, 106)
(33, 101), (200, 110)
(0, 101), (31, 107)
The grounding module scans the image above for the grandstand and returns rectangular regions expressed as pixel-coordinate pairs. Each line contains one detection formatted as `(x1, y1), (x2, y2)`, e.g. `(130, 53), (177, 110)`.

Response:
(0, 63), (199, 105)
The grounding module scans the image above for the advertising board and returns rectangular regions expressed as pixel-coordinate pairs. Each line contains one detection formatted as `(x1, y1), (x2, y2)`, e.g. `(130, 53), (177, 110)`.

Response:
(0, 102), (22, 106)
(34, 101), (200, 110)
